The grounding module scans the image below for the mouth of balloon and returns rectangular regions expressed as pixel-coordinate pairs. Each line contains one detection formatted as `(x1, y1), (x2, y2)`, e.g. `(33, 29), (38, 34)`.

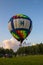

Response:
(10, 28), (30, 42)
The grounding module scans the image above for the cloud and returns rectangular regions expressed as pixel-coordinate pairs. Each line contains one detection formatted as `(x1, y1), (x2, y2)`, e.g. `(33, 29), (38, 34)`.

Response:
(2, 37), (20, 52)
(0, 37), (32, 52)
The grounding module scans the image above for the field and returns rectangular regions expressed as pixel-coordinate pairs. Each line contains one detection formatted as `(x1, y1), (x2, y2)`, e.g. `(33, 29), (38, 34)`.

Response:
(0, 55), (43, 65)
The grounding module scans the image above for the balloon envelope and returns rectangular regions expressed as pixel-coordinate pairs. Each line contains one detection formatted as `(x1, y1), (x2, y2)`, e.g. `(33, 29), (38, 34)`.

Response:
(8, 14), (32, 43)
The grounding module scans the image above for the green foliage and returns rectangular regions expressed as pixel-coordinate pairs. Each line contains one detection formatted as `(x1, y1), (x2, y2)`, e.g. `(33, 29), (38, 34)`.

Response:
(0, 43), (43, 57)
(17, 43), (43, 55)
(0, 48), (14, 57)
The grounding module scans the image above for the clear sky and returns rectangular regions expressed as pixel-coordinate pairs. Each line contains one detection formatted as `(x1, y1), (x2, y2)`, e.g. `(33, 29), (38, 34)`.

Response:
(0, 0), (43, 44)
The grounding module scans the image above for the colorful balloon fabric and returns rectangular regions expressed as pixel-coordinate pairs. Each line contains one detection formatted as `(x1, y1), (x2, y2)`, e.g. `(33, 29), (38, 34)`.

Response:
(8, 14), (32, 43)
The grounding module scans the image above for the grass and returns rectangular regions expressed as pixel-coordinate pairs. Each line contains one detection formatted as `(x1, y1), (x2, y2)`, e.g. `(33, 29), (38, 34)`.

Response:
(0, 55), (43, 65)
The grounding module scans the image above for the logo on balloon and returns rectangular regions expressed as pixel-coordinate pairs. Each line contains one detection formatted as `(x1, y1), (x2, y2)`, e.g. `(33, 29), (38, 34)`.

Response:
(20, 21), (24, 26)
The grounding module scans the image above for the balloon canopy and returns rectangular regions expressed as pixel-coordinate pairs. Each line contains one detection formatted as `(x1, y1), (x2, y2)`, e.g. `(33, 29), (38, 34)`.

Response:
(8, 14), (32, 43)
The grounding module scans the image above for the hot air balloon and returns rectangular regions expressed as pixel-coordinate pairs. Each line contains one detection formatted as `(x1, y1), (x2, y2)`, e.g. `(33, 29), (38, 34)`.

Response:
(8, 14), (32, 46)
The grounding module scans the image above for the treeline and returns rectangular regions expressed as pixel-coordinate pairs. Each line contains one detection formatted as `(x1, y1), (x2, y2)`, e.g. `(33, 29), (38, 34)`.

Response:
(0, 43), (43, 57)
(0, 48), (14, 57)
(17, 43), (43, 55)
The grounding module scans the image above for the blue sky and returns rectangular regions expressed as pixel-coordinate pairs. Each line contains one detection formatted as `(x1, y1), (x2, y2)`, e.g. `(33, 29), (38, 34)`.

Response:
(0, 0), (43, 44)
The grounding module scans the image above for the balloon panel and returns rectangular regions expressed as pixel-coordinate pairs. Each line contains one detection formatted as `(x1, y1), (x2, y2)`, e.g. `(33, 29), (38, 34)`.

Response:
(10, 30), (29, 41)
(13, 19), (30, 29)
